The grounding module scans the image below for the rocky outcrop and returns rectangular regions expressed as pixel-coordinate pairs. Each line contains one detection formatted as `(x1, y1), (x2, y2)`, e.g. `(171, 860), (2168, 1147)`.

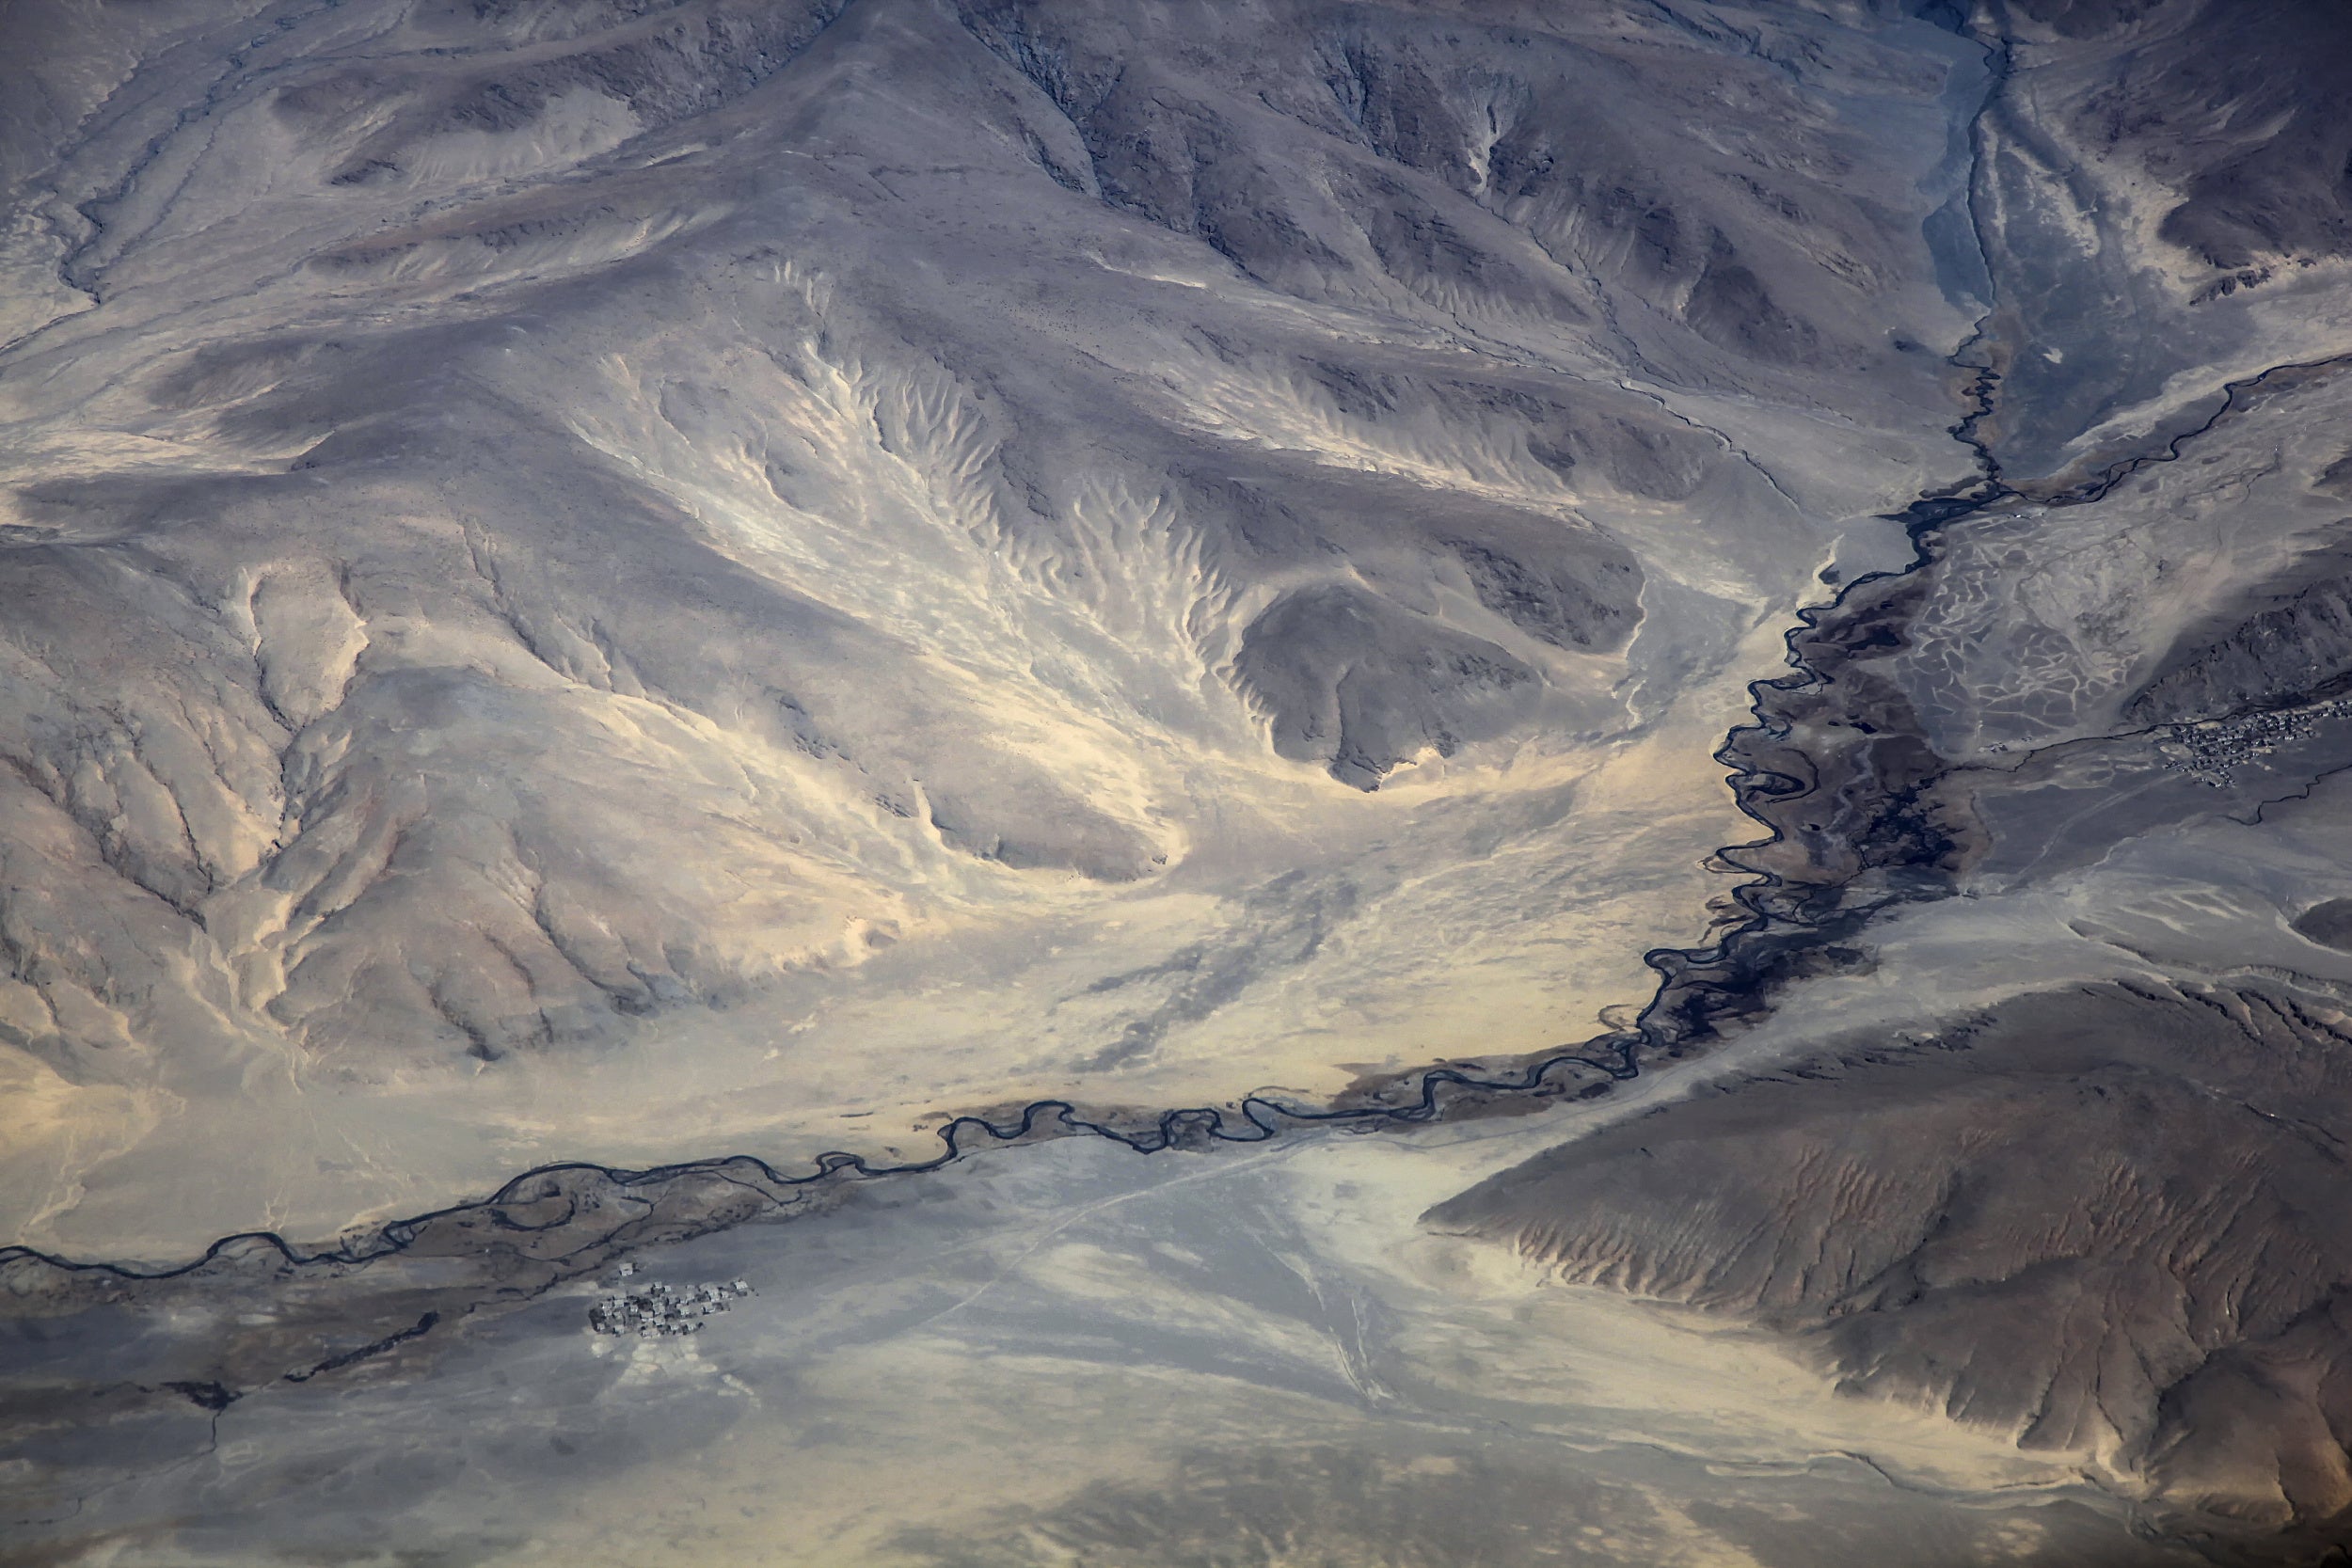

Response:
(1431, 979), (2352, 1538)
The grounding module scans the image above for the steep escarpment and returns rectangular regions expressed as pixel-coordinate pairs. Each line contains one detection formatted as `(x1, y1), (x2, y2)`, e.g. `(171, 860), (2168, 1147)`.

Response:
(1432, 978), (2352, 1544)
(2126, 562), (2352, 728)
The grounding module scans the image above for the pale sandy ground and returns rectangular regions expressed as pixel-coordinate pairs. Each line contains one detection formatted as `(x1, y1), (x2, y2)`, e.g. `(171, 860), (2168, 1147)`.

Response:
(4, 1101), (2196, 1567)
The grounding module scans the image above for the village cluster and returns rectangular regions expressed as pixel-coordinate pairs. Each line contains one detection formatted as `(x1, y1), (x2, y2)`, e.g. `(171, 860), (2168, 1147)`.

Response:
(2154, 698), (2346, 787)
(587, 1260), (755, 1338)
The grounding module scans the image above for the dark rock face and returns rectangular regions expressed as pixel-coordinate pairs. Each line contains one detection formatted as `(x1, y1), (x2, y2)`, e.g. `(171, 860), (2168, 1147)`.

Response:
(1998, 0), (2352, 274)
(2137, 4), (2352, 270)
(1447, 535), (1641, 653)
(2290, 899), (2352, 952)
(2129, 575), (2352, 725)
(1432, 980), (2352, 1536)
(961, 0), (1956, 381)
(1236, 584), (1537, 790)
